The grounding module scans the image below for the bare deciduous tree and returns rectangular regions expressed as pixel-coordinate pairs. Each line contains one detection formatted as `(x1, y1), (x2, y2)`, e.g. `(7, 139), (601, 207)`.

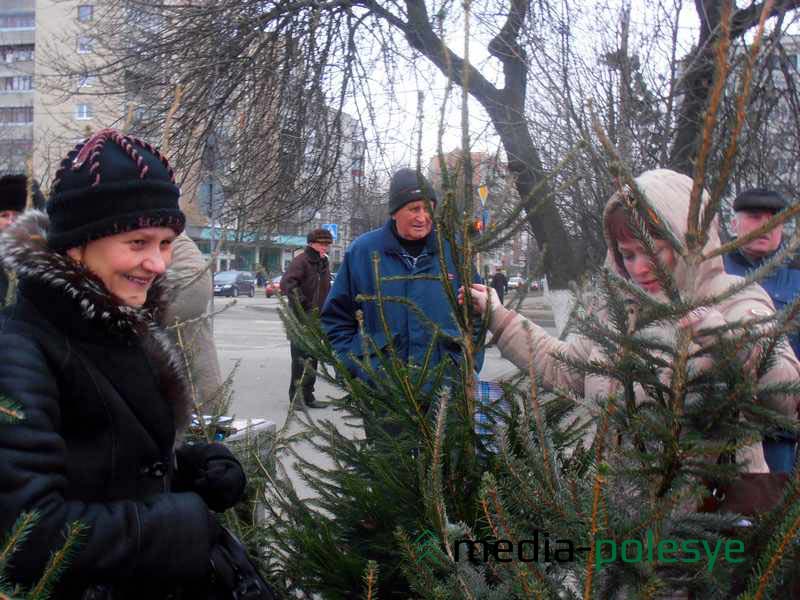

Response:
(40, 0), (800, 283)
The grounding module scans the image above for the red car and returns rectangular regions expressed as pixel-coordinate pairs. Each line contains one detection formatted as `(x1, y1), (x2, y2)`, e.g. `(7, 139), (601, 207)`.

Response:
(265, 275), (282, 298)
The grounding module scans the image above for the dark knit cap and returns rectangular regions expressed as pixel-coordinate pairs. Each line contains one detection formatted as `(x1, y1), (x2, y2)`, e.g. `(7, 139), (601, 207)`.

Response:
(47, 128), (185, 250)
(388, 168), (436, 214)
(307, 228), (334, 244)
(0, 174), (32, 213)
(733, 188), (786, 213)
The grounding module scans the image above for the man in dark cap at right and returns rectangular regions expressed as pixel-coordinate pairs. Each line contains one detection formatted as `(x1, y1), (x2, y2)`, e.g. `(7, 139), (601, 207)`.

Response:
(724, 187), (800, 473)
(0, 174), (42, 306)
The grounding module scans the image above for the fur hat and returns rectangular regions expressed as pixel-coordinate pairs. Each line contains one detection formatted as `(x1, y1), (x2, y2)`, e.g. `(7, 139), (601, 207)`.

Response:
(733, 188), (785, 213)
(307, 228), (334, 244)
(388, 167), (436, 214)
(0, 174), (31, 213)
(46, 128), (185, 250)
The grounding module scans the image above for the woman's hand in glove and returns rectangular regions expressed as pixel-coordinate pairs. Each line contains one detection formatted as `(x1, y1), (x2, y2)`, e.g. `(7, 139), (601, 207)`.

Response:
(175, 442), (247, 512)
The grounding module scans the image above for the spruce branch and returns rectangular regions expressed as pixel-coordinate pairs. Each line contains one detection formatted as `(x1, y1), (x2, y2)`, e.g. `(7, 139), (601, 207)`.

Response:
(27, 522), (86, 600)
(0, 396), (23, 424)
(361, 560), (378, 600)
(686, 0), (732, 250)
(701, 0), (776, 237)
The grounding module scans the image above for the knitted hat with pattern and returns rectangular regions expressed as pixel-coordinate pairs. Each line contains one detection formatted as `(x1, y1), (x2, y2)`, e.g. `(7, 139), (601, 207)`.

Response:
(47, 128), (185, 250)
(388, 167), (436, 214)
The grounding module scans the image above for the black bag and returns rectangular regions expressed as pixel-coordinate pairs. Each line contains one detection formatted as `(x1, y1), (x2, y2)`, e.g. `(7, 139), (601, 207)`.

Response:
(209, 528), (280, 600)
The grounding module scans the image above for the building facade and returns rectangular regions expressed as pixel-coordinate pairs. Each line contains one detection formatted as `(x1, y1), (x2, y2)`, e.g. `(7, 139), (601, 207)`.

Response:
(0, 0), (35, 174)
(17, 0), (369, 278)
(428, 149), (530, 277)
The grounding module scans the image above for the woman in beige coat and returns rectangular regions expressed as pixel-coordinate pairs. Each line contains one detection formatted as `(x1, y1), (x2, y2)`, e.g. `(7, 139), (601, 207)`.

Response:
(463, 169), (800, 472)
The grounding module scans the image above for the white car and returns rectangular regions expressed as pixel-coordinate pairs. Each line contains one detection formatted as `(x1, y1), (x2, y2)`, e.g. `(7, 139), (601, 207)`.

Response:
(507, 276), (525, 290)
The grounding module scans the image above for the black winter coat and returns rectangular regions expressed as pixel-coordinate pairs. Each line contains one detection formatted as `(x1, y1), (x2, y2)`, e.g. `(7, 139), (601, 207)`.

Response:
(0, 265), (8, 307)
(0, 212), (214, 599)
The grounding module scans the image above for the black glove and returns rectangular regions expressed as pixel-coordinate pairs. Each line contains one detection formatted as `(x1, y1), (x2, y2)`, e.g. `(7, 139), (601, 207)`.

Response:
(175, 442), (247, 512)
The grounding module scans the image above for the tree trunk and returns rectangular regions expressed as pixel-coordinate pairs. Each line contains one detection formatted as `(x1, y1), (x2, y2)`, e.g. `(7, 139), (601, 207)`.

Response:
(669, 0), (800, 173)
(401, 0), (583, 287)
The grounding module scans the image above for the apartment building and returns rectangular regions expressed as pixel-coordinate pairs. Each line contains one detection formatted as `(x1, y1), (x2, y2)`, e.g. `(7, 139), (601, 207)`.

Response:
(0, 0), (35, 174)
(11, 1), (369, 274)
(33, 0), (124, 186)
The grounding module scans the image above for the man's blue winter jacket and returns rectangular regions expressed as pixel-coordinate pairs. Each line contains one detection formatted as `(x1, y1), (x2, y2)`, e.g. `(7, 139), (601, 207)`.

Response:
(724, 249), (800, 358)
(724, 247), (800, 473)
(321, 220), (484, 382)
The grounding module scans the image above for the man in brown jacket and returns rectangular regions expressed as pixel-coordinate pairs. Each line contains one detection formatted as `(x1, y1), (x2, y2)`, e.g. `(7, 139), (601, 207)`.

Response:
(281, 228), (333, 408)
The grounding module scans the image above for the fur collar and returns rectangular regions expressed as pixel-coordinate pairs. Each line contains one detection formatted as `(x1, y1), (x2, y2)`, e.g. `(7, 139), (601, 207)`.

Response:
(0, 210), (194, 432)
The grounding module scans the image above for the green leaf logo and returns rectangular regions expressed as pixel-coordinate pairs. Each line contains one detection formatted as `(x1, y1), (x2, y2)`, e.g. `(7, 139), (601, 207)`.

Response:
(413, 529), (446, 566)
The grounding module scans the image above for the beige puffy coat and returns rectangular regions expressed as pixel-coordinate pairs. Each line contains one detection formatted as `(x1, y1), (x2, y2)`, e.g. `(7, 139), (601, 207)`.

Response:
(489, 170), (800, 472)
(164, 233), (223, 412)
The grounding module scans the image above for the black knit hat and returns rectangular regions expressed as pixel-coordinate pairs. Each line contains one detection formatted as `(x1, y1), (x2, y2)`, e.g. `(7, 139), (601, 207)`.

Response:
(307, 228), (333, 244)
(388, 168), (436, 214)
(733, 188), (786, 213)
(0, 174), (30, 213)
(47, 128), (185, 250)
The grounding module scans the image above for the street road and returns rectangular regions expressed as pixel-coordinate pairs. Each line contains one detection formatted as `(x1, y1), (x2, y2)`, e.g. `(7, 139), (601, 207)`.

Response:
(214, 294), (523, 428)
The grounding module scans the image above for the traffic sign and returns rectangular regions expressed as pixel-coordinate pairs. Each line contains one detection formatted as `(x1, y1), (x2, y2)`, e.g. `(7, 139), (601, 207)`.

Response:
(322, 223), (338, 241)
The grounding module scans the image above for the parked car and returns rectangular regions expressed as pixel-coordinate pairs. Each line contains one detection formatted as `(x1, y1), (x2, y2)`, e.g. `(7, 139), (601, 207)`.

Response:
(507, 276), (526, 291)
(265, 275), (283, 298)
(213, 270), (255, 297)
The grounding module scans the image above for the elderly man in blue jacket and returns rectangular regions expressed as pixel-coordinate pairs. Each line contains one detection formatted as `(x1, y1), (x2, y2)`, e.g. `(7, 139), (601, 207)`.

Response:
(322, 168), (484, 411)
(724, 187), (800, 472)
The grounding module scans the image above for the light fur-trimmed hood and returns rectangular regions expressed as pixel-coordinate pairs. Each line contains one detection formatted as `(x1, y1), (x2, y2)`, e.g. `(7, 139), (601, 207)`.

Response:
(601, 169), (728, 300)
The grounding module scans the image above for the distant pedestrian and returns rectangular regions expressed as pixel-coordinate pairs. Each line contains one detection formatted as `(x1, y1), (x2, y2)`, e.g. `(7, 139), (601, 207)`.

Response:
(0, 174), (43, 306)
(724, 187), (800, 472)
(281, 228), (334, 408)
(490, 266), (508, 303)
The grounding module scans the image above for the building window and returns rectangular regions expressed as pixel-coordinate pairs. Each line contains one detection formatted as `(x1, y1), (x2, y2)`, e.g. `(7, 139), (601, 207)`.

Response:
(0, 106), (33, 125)
(0, 13), (35, 30)
(77, 36), (93, 54)
(1, 45), (34, 63)
(0, 76), (33, 92)
(78, 73), (96, 88)
(77, 5), (94, 22)
(75, 103), (93, 120)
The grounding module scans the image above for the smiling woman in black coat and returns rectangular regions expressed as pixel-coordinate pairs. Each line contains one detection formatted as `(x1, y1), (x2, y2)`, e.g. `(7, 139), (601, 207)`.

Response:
(0, 129), (246, 599)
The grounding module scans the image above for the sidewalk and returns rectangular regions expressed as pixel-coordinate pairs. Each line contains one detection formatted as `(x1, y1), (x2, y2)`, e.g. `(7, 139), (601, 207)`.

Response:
(510, 291), (557, 332)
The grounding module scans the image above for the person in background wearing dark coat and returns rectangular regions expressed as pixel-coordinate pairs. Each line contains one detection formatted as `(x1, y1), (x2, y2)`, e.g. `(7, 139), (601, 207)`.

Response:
(724, 187), (800, 473)
(281, 228), (333, 408)
(0, 174), (41, 306)
(0, 129), (246, 599)
(490, 265), (508, 304)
